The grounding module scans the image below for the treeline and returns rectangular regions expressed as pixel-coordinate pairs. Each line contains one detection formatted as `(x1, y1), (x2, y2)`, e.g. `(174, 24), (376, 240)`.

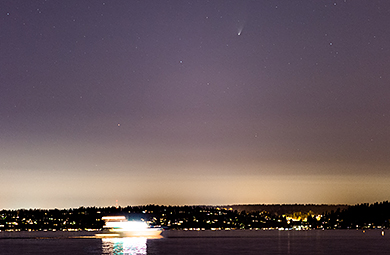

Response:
(0, 207), (105, 231)
(322, 201), (390, 229)
(0, 205), (287, 231)
(228, 204), (348, 215)
(0, 201), (389, 231)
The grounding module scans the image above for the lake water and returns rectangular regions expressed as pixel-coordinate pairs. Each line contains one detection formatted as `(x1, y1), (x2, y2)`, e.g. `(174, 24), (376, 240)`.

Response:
(0, 230), (388, 254)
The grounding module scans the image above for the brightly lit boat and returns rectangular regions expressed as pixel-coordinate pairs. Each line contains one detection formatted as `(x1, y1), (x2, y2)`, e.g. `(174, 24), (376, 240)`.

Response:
(96, 216), (162, 238)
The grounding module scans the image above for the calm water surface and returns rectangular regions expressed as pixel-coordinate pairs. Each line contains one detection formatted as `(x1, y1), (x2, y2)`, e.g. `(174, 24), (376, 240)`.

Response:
(0, 230), (388, 255)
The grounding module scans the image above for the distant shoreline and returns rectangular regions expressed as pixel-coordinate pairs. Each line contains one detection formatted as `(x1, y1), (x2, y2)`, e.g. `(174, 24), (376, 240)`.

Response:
(0, 229), (387, 239)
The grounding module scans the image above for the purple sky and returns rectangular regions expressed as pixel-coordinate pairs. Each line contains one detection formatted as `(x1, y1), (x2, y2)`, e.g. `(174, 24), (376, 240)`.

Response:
(1, 0), (390, 209)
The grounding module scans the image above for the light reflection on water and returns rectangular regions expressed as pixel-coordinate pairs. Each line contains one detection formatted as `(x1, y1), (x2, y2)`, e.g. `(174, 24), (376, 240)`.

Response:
(0, 230), (389, 255)
(101, 238), (147, 255)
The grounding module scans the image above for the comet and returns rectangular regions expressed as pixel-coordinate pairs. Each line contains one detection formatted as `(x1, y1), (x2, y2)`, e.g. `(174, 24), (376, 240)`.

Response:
(237, 26), (243, 36)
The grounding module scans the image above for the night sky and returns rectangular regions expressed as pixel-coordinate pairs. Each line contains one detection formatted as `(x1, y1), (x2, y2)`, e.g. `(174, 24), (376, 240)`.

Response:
(1, 0), (389, 209)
